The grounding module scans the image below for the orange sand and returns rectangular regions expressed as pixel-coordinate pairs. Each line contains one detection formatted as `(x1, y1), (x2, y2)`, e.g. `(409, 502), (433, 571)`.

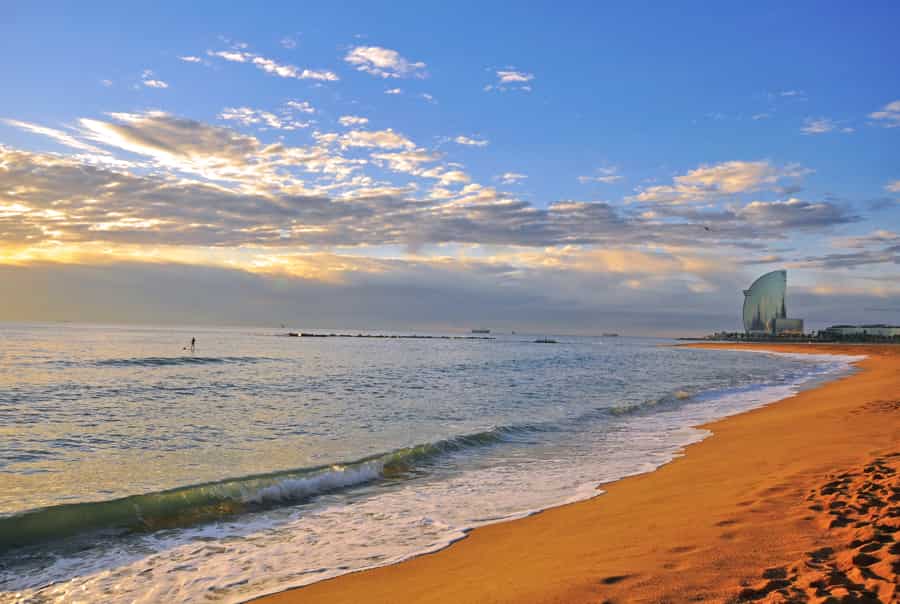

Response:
(255, 344), (899, 603)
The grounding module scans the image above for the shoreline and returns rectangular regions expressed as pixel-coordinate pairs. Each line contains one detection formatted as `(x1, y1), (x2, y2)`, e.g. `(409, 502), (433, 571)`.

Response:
(253, 343), (899, 603)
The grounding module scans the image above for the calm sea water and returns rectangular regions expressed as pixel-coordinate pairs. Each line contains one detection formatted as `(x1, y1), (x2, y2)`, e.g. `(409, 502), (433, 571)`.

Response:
(0, 323), (858, 603)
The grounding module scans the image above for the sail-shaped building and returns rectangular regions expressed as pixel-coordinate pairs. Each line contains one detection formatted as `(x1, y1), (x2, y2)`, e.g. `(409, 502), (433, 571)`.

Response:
(742, 270), (803, 335)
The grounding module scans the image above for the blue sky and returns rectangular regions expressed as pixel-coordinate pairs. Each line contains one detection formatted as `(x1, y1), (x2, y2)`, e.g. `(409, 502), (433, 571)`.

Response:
(0, 2), (898, 333)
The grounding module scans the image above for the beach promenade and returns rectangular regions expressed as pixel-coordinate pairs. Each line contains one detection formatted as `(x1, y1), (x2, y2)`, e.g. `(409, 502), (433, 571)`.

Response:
(257, 343), (899, 603)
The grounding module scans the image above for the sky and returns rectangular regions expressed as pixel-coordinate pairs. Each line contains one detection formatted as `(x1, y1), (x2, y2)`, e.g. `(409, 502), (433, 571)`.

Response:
(1, 1), (898, 335)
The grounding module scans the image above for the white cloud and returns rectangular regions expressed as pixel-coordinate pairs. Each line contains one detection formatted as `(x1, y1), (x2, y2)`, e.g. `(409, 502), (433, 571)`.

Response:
(338, 115), (369, 127)
(420, 93), (436, 104)
(209, 49), (338, 82)
(887, 180), (900, 193)
(337, 129), (416, 150)
(280, 36), (297, 49)
(454, 135), (488, 147)
(211, 50), (247, 62)
(486, 69), (534, 92)
(219, 107), (310, 130)
(497, 172), (527, 184)
(751, 113), (770, 120)
(284, 100), (315, 114)
(680, 161), (807, 192)
(77, 111), (284, 184)
(141, 70), (168, 89)
(3, 119), (108, 154)
(217, 101), (315, 131)
(578, 167), (622, 184)
(179, 55), (203, 63)
(344, 46), (426, 79)
(436, 170), (470, 185)
(384, 88), (402, 95)
(632, 160), (810, 204)
(801, 117), (852, 135)
(100, 79), (113, 87)
(801, 117), (835, 135)
(497, 70), (533, 83)
(869, 100), (900, 128)
(370, 149), (439, 173)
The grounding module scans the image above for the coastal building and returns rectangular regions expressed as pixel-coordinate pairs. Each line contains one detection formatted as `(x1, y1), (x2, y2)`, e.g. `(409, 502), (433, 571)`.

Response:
(773, 317), (804, 335)
(742, 270), (805, 336)
(821, 324), (900, 338)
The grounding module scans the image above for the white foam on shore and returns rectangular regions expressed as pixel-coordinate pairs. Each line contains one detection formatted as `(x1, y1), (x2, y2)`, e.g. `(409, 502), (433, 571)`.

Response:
(0, 351), (860, 604)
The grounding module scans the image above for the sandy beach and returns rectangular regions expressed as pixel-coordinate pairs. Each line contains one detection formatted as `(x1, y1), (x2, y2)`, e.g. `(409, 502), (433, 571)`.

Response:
(255, 343), (899, 604)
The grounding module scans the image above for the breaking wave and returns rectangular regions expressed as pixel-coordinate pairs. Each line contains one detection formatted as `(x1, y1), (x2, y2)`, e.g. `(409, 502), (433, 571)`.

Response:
(0, 424), (546, 553)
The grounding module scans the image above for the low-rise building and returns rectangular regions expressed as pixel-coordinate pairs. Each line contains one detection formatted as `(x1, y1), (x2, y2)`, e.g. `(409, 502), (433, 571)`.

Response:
(773, 317), (804, 335)
(821, 324), (900, 338)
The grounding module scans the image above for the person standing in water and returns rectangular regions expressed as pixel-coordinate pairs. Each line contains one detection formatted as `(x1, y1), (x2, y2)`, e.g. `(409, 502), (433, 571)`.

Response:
(190, 337), (196, 353)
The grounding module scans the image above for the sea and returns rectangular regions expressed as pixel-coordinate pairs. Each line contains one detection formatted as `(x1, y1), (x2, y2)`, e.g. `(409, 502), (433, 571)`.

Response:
(0, 323), (860, 603)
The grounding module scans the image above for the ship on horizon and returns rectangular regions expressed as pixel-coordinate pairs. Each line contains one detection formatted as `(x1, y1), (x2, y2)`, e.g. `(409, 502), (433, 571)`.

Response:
(471, 328), (491, 334)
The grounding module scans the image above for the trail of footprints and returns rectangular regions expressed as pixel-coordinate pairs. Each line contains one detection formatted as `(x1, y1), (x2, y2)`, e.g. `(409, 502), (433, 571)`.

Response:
(733, 453), (899, 603)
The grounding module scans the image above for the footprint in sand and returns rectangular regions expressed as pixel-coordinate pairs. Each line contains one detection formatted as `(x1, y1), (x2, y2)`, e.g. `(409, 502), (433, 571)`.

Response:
(599, 574), (633, 585)
(730, 452), (899, 603)
(715, 518), (740, 527)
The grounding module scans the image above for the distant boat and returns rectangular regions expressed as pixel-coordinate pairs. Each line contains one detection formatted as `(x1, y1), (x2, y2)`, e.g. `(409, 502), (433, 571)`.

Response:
(534, 338), (558, 344)
(471, 328), (491, 334)
(602, 333), (619, 337)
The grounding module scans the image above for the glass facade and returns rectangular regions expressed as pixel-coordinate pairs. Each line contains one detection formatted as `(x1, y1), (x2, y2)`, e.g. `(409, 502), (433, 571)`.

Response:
(743, 270), (787, 334)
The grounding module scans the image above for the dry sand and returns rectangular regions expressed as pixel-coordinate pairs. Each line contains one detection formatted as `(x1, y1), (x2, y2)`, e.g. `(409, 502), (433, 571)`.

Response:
(254, 343), (899, 603)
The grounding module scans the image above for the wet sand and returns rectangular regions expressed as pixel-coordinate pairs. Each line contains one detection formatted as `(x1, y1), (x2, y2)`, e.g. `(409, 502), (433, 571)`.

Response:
(254, 343), (899, 603)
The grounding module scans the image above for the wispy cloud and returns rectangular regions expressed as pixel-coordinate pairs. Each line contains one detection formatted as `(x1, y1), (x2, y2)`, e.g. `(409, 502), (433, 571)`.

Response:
(141, 70), (168, 89)
(3, 119), (108, 153)
(337, 128), (416, 150)
(338, 115), (369, 127)
(219, 106), (311, 130)
(454, 135), (488, 147)
(280, 36), (297, 49)
(344, 46), (426, 79)
(485, 69), (534, 92)
(799, 230), (900, 269)
(869, 100), (900, 128)
(801, 117), (853, 135)
(370, 149), (439, 173)
(887, 180), (900, 193)
(384, 88), (402, 95)
(209, 48), (338, 81)
(578, 167), (622, 184)
(179, 55), (203, 63)
(284, 100), (315, 114)
(497, 172), (527, 184)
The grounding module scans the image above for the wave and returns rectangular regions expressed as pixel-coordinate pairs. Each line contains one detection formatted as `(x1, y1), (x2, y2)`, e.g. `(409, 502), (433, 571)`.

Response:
(0, 424), (547, 554)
